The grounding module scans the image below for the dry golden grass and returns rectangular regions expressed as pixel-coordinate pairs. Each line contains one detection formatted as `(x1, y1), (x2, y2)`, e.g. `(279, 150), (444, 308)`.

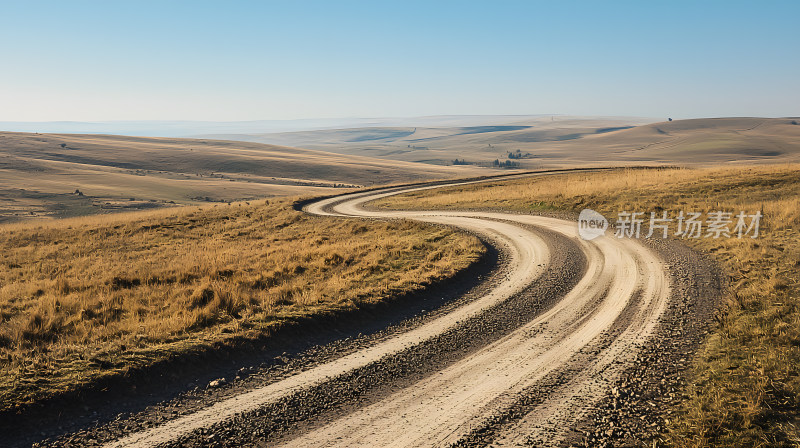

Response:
(0, 198), (484, 413)
(377, 166), (800, 230)
(376, 164), (800, 447)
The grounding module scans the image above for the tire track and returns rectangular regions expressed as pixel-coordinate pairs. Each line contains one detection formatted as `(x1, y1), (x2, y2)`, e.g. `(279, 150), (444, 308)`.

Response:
(97, 174), (672, 448)
(276, 210), (669, 447)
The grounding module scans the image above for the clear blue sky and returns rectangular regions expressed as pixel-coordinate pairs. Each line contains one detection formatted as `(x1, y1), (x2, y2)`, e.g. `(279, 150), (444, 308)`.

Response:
(1, 0), (798, 121)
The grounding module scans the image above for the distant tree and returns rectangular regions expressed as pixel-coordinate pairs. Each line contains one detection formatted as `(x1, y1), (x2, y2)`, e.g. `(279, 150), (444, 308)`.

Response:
(508, 150), (531, 160)
(496, 160), (520, 168)
(60, 143), (67, 148)
(668, 118), (673, 122)
(792, 120), (798, 125)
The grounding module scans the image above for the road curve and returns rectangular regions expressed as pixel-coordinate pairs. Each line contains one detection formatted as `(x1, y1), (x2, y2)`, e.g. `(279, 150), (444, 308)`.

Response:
(103, 175), (671, 448)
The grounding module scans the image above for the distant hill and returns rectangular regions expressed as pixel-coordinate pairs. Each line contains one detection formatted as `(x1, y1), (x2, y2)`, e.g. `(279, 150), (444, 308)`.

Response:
(4, 116), (798, 222)
(539, 117), (800, 165)
(204, 117), (800, 168)
(0, 132), (484, 222)
(201, 116), (655, 166)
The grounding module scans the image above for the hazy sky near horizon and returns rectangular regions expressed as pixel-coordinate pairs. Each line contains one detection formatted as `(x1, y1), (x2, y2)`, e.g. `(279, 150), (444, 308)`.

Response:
(1, 0), (798, 122)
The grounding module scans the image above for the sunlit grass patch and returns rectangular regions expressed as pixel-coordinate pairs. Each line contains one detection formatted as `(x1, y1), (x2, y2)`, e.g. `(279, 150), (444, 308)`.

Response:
(0, 198), (484, 412)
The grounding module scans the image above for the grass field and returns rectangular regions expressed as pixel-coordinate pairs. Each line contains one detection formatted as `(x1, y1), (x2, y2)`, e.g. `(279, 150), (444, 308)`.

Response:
(0, 198), (484, 413)
(374, 165), (800, 447)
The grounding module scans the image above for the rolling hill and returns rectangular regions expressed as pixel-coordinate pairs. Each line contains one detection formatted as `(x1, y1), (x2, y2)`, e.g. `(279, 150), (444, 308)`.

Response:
(204, 117), (800, 168)
(0, 132), (484, 222)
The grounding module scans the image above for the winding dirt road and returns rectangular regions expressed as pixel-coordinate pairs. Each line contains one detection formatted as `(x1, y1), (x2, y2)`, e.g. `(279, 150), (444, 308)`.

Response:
(97, 176), (683, 447)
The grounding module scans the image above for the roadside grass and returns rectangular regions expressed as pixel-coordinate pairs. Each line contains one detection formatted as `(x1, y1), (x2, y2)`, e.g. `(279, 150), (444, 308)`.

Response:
(0, 198), (484, 413)
(374, 165), (800, 447)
